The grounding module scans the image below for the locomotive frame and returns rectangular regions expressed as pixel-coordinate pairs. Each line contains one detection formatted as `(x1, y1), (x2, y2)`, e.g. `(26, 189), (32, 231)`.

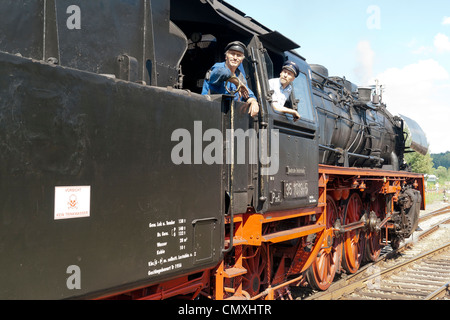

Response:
(0, 0), (426, 300)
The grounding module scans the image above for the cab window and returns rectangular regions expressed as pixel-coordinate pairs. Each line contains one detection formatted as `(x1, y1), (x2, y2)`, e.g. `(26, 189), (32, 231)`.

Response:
(292, 72), (315, 122)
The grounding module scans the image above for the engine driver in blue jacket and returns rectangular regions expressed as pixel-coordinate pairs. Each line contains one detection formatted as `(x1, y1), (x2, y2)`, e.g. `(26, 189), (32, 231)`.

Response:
(202, 41), (259, 117)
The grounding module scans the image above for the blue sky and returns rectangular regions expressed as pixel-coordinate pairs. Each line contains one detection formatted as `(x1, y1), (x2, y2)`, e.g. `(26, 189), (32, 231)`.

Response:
(225, 0), (450, 154)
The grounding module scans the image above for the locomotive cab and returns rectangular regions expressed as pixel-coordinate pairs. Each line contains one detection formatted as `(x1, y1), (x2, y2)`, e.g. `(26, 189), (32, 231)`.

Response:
(171, 0), (320, 215)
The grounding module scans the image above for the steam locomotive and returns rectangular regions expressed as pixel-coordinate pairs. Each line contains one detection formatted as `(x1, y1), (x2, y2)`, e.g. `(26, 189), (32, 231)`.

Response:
(0, 0), (428, 299)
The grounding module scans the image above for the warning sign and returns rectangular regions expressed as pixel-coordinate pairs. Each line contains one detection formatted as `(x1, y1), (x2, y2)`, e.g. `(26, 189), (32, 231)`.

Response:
(54, 186), (91, 220)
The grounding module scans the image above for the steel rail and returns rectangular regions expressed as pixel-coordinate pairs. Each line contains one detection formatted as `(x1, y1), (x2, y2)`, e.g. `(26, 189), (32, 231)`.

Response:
(424, 282), (449, 300)
(305, 208), (450, 300)
(419, 204), (450, 223)
(308, 241), (450, 300)
(277, 206), (450, 300)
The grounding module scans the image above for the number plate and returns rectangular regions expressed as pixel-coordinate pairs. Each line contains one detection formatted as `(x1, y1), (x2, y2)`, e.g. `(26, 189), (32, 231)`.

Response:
(283, 181), (309, 199)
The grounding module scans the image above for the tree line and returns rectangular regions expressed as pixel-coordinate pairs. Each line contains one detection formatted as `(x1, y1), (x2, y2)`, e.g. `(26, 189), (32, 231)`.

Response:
(404, 151), (450, 183)
(431, 151), (450, 169)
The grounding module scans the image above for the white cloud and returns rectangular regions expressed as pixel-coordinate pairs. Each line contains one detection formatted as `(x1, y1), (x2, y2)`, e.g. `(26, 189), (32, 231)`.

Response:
(409, 33), (450, 55)
(443, 16), (450, 25)
(412, 45), (433, 55)
(434, 33), (450, 53)
(411, 33), (450, 55)
(407, 38), (417, 48)
(354, 41), (375, 85)
(375, 59), (450, 153)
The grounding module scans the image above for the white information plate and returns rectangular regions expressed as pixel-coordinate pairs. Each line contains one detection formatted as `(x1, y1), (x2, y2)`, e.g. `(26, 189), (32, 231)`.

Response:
(54, 186), (91, 220)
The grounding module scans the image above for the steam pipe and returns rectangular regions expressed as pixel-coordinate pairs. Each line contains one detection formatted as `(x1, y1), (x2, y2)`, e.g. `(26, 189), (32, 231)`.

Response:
(319, 144), (384, 164)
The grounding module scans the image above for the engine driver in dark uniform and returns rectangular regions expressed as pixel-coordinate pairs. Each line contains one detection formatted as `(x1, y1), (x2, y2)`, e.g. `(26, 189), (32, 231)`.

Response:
(202, 41), (259, 117)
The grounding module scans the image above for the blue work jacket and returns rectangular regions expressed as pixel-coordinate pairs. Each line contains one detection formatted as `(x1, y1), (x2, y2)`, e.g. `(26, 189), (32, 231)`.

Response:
(201, 62), (256, 101)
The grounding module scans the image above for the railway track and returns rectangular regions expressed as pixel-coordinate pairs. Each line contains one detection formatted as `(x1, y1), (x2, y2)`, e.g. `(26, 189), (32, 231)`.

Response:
(302, 203), (450, 300)
(342, 241), (450, 300)
(419, 204), (450, 223)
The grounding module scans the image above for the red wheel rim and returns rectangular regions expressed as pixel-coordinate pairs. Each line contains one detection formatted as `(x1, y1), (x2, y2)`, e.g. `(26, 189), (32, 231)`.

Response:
(365, 231), (381, 261)
(342, 193), (364, 274)
(306, 195), (342, 291)
(242, 245), (268, 297)
(365, 195), (383, 261)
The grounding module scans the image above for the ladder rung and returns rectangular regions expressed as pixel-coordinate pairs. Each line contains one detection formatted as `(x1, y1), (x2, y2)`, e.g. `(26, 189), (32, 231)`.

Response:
(223, 267), (247, 278)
